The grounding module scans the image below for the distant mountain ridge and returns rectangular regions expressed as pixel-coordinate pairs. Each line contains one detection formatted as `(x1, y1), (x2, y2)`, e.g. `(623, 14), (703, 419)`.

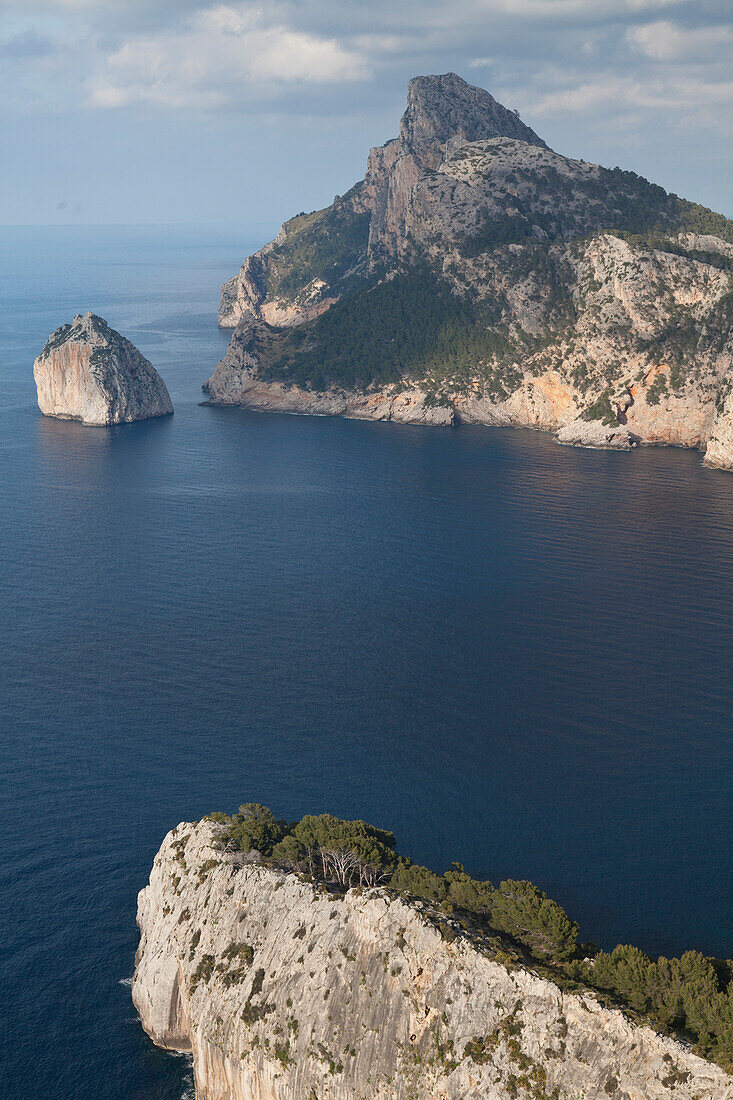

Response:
(207, 73), (733, 469)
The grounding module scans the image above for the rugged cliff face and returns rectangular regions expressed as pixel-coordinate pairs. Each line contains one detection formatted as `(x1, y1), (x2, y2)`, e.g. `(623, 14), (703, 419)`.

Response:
(209, 73), (733, 469)
(34, 312), (173, 426)
(133, 821), (733, 1100)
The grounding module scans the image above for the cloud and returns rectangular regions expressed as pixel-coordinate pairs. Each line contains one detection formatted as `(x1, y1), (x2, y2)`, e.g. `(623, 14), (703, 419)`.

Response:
(86, 3), (370, 108)
(2, 0), (732, 224)
(623, 0), (685, 8)
(1, 0), (731, 155)
(472, 0), (687, 16)
(0, 28), (54, 57)
(628, 19), (733, 61)
(523, 73), (733, 117)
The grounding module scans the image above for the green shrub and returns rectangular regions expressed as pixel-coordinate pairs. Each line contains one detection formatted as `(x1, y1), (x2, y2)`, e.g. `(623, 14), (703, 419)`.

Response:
(189, 954), (215, 994)
(645, 374), (668, 405)
(227, 803), (287, 856)
(265, 190), (370, 302)
(581, 391), (617, 426)
(444, 865), (494, 912)
(389, 861), (448, 904)
(490, 880), (578, 961)
(222, 942), (254, 966)
(576, 947), (733, 1069)
(272, 813), (397, 886)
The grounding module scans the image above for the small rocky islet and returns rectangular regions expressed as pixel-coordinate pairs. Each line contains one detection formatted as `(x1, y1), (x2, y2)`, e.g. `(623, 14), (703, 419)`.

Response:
(33, 311), (173, 426)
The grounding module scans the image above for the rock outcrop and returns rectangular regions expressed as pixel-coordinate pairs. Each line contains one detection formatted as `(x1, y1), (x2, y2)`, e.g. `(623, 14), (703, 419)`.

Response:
(133, 820), (733, 1100)
(208, 74), (733, 469)
(34, 312), (173, 426)
(704, 380), (733, 469)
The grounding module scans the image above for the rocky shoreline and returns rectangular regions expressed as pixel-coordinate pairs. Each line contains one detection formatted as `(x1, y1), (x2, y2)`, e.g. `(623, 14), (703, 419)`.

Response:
(203, 337), (729, 466)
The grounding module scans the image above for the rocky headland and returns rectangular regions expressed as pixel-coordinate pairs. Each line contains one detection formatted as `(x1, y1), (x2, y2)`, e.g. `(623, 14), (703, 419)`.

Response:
(34, 312), (173, 426)
(206, 73), (733, 469)
(133, 814), (733, 1099)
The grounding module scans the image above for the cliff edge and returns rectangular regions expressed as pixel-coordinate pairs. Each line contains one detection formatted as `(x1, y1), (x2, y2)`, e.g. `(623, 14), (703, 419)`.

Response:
(34, 312), (173, 426)
(133, 820), (733, 1100)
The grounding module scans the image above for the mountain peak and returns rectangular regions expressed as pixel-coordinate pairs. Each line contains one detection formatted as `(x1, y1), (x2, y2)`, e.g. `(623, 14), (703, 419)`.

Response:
(400, 73), (548, 165)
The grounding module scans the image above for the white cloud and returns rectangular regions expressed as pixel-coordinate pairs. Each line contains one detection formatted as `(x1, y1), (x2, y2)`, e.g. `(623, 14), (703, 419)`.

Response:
(476, 0), (686, 15)
(526, 78), (641, 114)
(628, 20), (733, 61)
(525, 73), (733, 116)
(3, 0), (732, 148)
(191, 4), (260, 35)
(86, 2), (369, 108)
(623, 0), (685, 9)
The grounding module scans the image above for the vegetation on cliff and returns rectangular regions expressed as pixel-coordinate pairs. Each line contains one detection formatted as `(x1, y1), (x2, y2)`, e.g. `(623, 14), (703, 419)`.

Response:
(227, 222), (733, 407)
(456, 163), (733, 254)
(207, 803), (733, 1072)
(252, 266), (515, 394)
(264, 187), (370, 302)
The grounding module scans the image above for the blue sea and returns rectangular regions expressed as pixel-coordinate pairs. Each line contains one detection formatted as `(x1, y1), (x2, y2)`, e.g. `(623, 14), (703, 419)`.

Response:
(0, 224), (731, 1098)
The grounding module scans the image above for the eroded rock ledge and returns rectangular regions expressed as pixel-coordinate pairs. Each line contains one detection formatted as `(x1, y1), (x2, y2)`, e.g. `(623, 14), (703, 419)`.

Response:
(133, 821), (733, 1100)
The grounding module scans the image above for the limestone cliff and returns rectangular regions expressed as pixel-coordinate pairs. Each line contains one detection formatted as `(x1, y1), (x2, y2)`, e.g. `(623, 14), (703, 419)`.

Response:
(34, 312), (173, 426)
(133, 820), (733, 1100)
(208, 73), (733, 469)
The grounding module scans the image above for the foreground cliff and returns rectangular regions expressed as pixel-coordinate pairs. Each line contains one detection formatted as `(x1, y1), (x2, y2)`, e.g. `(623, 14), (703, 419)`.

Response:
(133, 819), (733, 1100)
(207, 72), (733, 469)
(34, 312), (173, 425)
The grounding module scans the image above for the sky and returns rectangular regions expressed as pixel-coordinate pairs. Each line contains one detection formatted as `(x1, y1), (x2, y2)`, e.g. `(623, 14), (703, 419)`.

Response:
(1, 0), (731, 226)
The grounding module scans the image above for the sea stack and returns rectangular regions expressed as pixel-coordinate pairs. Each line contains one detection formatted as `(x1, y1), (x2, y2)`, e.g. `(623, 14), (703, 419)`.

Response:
(33, 312), (173, 426)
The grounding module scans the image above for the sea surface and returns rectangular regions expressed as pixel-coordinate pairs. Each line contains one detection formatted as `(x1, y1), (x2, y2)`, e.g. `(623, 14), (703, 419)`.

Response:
(0, 224), (732, 1099)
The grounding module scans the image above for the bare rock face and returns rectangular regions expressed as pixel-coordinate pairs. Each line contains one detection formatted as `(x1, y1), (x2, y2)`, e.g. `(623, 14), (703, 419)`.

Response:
(364, 73), (548, 260)
(704, 382), (733, 469)
(133, 821), (733, 1100)
(211, 73), (733, 468)
(33, 313), (173, 426)
(399, 72), (548, 167)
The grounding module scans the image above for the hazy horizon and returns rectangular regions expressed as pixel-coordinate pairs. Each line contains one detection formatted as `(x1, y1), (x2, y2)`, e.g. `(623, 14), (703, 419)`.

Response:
(2, 1), (731, 226)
